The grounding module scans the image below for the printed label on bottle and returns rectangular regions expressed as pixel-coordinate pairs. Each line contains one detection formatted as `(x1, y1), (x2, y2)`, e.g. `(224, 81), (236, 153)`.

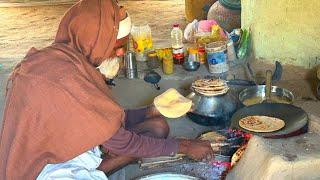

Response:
(172, 47), (184, 60)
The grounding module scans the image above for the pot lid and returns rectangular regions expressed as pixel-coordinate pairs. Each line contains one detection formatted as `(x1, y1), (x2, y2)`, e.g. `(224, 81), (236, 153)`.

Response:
(219, 0), (241, 10)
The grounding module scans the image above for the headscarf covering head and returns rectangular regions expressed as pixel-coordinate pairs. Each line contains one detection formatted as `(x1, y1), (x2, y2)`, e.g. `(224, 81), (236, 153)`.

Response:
(0, 0), (126, 179)
(55, 0), (121, 66)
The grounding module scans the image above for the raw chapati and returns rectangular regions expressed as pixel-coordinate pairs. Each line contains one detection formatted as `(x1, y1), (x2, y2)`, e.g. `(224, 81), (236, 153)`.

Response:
(154, 88), (192, 118)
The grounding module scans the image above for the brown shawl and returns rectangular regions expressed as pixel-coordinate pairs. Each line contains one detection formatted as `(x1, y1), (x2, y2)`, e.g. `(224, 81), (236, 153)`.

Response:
(0, 0), (124, 179)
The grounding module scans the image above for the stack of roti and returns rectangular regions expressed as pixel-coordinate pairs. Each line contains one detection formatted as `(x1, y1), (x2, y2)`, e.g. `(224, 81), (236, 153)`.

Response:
(154, 88), (192, 118)
(239, 115), (285, 133)
(191, 79), (229, 96)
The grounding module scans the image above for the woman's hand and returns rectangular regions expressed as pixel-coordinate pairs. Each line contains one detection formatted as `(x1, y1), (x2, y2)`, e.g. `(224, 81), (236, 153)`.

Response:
(178, 139), (214, 161)
(145, 104), (162, 118)
(188, 103), (195, 113)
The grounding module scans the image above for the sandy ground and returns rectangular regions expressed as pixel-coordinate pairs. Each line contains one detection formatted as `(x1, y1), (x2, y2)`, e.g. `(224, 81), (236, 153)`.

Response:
(0, 0), (186, 68)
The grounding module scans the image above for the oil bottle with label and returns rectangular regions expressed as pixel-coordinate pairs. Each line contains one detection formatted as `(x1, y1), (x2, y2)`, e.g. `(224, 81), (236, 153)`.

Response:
(171, 24), (185, 64)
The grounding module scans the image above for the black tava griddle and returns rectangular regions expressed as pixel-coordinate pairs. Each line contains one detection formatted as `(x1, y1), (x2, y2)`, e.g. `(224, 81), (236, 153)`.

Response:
(230, 103), (308, 138)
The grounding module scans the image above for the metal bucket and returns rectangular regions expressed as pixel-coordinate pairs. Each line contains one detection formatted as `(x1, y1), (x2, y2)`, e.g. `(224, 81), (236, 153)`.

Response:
(205, 41), (229, 74)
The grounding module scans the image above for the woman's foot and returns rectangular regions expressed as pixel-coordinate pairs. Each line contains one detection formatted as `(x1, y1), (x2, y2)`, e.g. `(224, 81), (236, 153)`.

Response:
(98, 154), (137, 176)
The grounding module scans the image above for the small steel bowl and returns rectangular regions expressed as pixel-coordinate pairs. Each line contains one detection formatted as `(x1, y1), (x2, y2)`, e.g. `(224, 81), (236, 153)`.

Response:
(183, 61), (200, 71)
(239, 85), (294, 106)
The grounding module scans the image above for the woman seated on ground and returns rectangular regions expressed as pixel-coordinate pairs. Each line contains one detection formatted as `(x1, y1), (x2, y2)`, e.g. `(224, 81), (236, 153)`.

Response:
(0, 0), (214, 179)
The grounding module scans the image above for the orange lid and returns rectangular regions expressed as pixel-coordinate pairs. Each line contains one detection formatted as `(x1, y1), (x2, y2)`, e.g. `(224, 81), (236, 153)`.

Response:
(148, 51), (157, 57)
(189, 47), (198, 54)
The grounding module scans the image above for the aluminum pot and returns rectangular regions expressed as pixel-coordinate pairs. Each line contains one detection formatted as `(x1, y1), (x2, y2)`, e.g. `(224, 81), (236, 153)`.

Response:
(187, 89), (242, 126)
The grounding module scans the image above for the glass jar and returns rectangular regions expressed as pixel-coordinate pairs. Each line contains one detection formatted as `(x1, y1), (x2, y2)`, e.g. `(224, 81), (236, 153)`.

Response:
(147, 51), (160, 69)
(188, 47), (199, 62)
(163, 57), (174, 75)
(131, 22), (153, 61)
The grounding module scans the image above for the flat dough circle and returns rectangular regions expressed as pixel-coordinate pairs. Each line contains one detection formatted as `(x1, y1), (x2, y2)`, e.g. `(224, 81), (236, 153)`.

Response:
(154, 88), (192, 118)
(239, 116), (285, 133)
(198, 131), (226, 142)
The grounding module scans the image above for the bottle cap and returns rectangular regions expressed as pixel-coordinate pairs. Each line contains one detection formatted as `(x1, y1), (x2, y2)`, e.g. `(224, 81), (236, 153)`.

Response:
(148, 51), (157, 57)
(189, 47), (198, 54)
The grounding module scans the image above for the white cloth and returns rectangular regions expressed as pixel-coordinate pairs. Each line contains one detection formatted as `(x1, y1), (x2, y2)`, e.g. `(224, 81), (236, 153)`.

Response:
(97, 57), (120, 79)
(37, 146), (107, 180)
(183, 19), (198, 42)
(117, 14), (131, 40)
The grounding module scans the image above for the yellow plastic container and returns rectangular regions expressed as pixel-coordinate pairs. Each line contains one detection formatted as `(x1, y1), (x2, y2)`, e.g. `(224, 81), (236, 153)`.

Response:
(185, 0), (217, 22)
(163, 57), (174, 75)
(155, 48), (172, 62)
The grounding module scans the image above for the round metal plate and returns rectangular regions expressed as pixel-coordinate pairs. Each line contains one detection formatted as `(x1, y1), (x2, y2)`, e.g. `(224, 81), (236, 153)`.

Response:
(230, 103), (308, 138)
(136, 172), (200, 180)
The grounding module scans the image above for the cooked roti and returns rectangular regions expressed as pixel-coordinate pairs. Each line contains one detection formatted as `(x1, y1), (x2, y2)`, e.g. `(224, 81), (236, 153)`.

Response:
(239, 116), (285, 133)
(194, 87), (229, 96)
(192, 78), (229, 96)
(154, 88), (192, 118)
(191, 85), (226, 91)
(193, 79), (226, 87)
(231, 144), (247, 166)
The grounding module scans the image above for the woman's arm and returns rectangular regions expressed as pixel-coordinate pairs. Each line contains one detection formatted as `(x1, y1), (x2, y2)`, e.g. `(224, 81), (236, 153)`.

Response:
(102, 127), (179, 157)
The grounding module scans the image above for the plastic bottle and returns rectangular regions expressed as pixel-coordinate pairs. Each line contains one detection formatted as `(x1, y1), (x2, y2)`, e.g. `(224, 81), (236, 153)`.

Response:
(237, 29), (250, 61)
(171, 24), (185, 65)
(198, 45), (206, 64)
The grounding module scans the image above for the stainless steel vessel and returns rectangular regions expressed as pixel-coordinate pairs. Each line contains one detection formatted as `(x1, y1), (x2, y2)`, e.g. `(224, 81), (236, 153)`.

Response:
(136, 173), (199, 180)
(124, 51), (138, 79)
(238, 85), (294, 106)
(187, 89), (242, 126)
